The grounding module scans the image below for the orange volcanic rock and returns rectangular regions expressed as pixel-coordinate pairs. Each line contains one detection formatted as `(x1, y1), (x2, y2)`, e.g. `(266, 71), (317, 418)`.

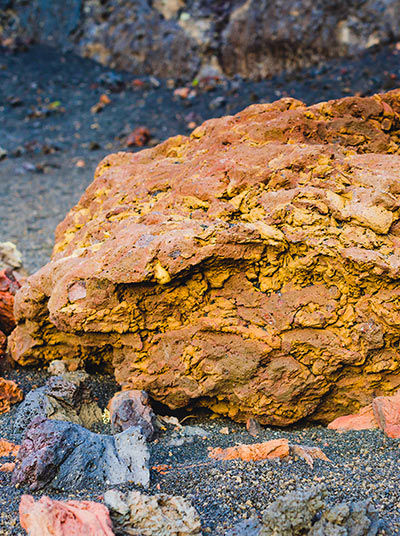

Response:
(209, 439), (290, 461)
(9, 89), (400, 425)
(0, 438), (20, 457)
(19, 495), (115, 536)
(0, 377), (23, 414)
(327, 405), (378, 432)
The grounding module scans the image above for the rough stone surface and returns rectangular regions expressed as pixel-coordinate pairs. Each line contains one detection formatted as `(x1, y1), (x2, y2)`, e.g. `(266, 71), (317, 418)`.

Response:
(209, 439), (290, 462)
(260, 486), (385, 536)
(0, 268), (21, 335)
(0, 242), (25, 273)
(12, 416), (150, 491)
(19, 495), (115, 536)
(2, 1), (400, 80)
(104, 488), (202, 536)
(328, 404), (379, 432)
(13, 374), (102, 436)
(0, 377), (23, 414)
(10, 89), (400, 425)
(108, 389), (156, 439)
(328, 390), (400, 437)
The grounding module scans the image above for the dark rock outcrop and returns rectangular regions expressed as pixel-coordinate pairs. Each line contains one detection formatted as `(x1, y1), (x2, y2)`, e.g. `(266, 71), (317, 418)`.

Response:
(2, 1), (400, 80)
(12, 416), (150, 490)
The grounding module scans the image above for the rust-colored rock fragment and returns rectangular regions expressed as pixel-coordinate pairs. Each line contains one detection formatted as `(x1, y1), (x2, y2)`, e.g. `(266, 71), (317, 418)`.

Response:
(209, 439), (290, 461)
(19, 495), (115, 536)
(0, 377), (23, 414)
(372, 391), (400, 438)
(0, 438), (20, 457)
(126, 126), (151, 147)
(328, 405), (378, 432)
(0, 462), (15, 472)
(290, 445), (331, 468)
(10, 89), (400, 425)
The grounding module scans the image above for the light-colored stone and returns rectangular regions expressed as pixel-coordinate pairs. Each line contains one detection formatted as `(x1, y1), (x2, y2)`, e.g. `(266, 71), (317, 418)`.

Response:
(104, 489), (202, 536)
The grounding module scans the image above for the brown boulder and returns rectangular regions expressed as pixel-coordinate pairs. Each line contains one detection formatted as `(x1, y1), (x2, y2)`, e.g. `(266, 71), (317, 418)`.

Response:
(19, 495), (115, 536)
(9, 89), (400, 425)
(108, 389), (156, 439)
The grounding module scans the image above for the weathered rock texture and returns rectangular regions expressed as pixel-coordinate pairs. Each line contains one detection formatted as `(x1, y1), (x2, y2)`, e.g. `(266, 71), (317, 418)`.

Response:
(10, 89), (400, 425)
(259, 486), (385, 536)
(12, 416), (150, 490)
(13, 373), (102, 436)
(104, 489), (202, 536)
(19, 495), (115, 536)
(108, 389), (156, 439)
(2, 1), (400, 80)
(328, 389), (400, 437)
(0, 377), (23, 414)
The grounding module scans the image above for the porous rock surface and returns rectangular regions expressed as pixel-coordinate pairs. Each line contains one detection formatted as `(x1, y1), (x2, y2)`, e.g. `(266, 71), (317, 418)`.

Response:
(259, 486), (384, 536)
(104, 489), (202, 536)
(10, 89), (400, 425)
(13, 373), (102, 437)
(12, 416), (150, 491)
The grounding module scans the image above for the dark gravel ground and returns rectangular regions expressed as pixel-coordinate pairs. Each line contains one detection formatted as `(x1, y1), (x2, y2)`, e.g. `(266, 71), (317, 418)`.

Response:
(1, 43), (400, 535)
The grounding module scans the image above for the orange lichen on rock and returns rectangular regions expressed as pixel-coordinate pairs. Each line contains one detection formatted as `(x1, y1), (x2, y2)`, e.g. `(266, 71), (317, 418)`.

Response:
(19, 495), (115, 536)
(0, 377), (23, 414)
(9, 89), (400, 425)
(209, 439), (290, 461)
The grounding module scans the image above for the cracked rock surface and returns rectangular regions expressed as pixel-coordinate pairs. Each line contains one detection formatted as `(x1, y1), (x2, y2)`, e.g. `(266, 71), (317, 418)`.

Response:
(9, 89), (400, 425)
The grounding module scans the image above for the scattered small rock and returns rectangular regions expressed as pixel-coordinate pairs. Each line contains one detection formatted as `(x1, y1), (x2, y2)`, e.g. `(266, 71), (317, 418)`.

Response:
(19, 495), (115, 536)
(126, 126), (151, 147)
(104, 489), (202, 536)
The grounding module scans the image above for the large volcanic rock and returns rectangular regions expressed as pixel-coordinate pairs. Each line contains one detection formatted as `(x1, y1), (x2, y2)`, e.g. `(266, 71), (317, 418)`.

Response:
(9, 89), (400, 425)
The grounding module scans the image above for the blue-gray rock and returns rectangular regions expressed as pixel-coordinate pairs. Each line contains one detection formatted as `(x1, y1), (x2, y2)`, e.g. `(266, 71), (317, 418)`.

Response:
(12, 415), (150, 491)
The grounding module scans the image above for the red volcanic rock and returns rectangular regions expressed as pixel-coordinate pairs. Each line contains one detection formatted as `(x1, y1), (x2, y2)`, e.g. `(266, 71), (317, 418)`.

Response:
(108, 389), (156, 439)
(10, 89), (400, 425)
(19, 495), (115, 536)
(327, 405), (378, 432)
(209, 439), (290, 461)
(0, 377), (23, 414)
(372, 391), (400, 438)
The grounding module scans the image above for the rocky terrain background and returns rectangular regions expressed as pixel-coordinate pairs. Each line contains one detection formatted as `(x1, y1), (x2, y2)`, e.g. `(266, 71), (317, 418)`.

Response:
(2, 0), (400, 80)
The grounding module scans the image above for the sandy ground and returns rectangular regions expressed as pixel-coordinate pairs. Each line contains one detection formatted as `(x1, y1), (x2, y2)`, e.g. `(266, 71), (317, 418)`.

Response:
(1, 43), (400, 535)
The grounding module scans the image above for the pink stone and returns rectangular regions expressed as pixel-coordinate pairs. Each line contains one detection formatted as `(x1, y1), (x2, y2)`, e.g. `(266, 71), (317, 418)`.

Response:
(19, 495), (115, 536)
(327, 405), (378, 431)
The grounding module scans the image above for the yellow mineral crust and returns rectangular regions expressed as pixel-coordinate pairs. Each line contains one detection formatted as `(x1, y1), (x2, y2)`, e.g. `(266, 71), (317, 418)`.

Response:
(9, 89), (400, 425)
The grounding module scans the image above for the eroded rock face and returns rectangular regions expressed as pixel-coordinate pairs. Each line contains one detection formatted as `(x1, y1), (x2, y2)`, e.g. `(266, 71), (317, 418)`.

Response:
(10, 89), (400, 425)
(108, 389), (156, 439)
